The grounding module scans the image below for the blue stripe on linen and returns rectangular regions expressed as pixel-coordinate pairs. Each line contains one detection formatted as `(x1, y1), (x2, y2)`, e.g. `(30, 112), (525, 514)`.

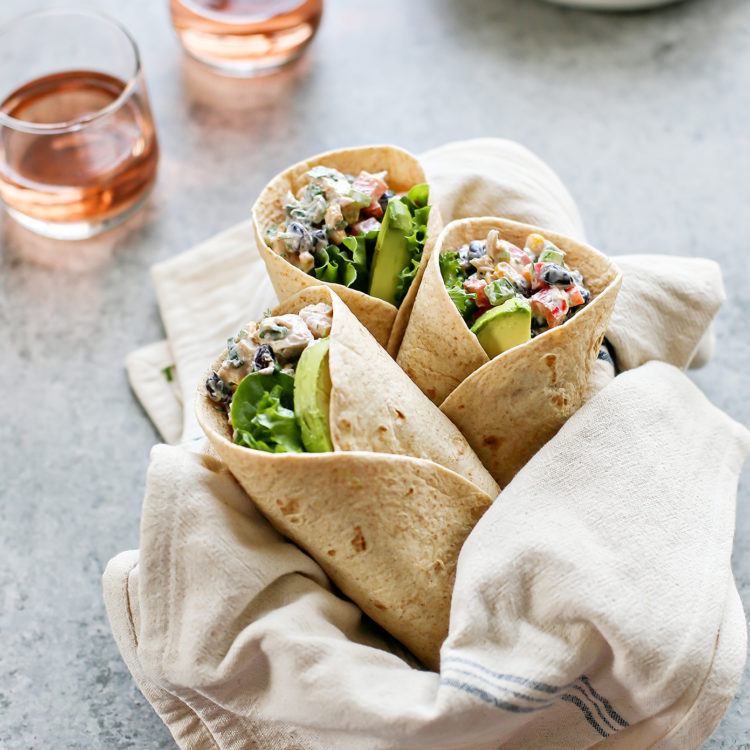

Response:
(560, 694), (609, 738)
(442, 656), (564, 694)
(441, 655), (627, 739)
(440, 679), (547, 714)
(570, 684), (619, 734)
(578, 675), (629, 728)
(442, 666), (553, 705)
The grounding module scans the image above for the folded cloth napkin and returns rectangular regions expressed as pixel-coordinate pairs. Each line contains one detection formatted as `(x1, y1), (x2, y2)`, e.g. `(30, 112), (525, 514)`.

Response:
(107, 139), (748, 749)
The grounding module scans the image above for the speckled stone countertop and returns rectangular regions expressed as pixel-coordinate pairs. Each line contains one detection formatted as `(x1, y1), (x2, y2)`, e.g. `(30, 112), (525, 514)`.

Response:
(1, 0), (748, 747)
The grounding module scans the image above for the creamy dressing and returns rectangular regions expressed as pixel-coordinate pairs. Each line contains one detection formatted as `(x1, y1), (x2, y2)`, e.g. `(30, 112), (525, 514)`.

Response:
(444, 231), (590, 334)
(208, 303), (334, 410)
(266, 166), (389, 270)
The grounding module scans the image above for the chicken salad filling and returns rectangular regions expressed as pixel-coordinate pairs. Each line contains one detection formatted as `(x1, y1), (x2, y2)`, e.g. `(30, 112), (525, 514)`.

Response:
(440, 231), (591, 359)
(206, 303), (334, 454)
(264, 166), (431, 307)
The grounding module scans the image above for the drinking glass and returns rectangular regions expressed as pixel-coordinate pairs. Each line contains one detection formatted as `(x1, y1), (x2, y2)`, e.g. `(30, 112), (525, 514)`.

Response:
(0, 10), (159, 240)
(169, 0), (323, 76)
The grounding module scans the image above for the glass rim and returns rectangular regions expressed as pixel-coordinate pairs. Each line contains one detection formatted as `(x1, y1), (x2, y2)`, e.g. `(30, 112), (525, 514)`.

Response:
(0, 8), (142, 134)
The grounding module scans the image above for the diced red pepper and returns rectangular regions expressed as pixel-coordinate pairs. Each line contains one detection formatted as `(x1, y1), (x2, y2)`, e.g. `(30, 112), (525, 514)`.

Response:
(566, 285), (584, 307)
(531, 262), (546, 291)
(351, 217), (381, 235)
(530, 287), (569, 328)
(506, 245), (532, 266)
(464, 277), (489, 308)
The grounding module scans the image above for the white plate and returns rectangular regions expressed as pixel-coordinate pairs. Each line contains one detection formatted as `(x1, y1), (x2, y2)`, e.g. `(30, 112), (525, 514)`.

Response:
(541, 0), (685, 9)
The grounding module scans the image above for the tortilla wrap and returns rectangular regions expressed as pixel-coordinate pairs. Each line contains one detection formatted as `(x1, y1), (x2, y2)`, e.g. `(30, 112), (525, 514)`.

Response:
(396, 217), (622, 487)
(251, 145), (443, 356)
(196, 286), (497, 669)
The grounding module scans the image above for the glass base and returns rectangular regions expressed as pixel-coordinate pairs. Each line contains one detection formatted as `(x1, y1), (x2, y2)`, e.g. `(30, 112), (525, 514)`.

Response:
(3, 189), (152, 241)
(181, 45), (307, 78)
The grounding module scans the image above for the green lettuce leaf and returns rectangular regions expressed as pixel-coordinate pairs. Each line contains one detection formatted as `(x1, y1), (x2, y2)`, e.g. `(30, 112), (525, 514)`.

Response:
(439, 251), (466, 288)
(440, 251), (478, 322)
(313, 247), (339, 283)
(307, 182), (431, 306)
(446, 285), (477, 323)
(402, 183), (429, 211)
(312, 232), (377, 292)
(230, 370), (303, 453)
(393, 184), (431, 305)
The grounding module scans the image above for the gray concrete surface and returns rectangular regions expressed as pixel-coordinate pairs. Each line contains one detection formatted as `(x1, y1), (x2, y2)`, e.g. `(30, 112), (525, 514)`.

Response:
(1, 0), (748, 747)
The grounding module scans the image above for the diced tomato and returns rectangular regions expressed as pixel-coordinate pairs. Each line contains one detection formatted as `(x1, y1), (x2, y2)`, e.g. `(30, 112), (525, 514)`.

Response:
(352, 170), (388, 200)
(530, 287), (569, 328)
(361, 203), (383, 219)
(351, 217), (381, 235)
(352, 170), (387, 218)
(566, 285), (584, 307)
(464, 277), (489, 307)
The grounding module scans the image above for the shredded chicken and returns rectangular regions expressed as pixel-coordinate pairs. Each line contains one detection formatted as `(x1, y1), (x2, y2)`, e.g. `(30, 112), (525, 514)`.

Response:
(217, 323), (259, 383)
(299, 303), (333, 338)
(470, 253), (496, 280)
(299, 251), (315, 272)
(258, 314), (313, 360)
(324, 202), (343, 231)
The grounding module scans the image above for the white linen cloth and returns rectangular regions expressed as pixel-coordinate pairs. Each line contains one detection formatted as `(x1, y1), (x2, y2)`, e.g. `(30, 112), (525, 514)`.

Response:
(106, 139), (748, 749)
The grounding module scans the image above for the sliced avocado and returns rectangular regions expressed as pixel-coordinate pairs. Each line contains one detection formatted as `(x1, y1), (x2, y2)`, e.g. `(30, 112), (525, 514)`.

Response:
(368, 198), (413, 306)
(471, 297), (532, 358)
(293, 337), (334, 452)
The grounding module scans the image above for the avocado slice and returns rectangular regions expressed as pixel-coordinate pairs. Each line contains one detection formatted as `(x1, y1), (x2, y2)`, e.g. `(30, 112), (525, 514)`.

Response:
(471, 297), (532, 359)
(293, 337), (334, 452)
(368, 198), (413, 306)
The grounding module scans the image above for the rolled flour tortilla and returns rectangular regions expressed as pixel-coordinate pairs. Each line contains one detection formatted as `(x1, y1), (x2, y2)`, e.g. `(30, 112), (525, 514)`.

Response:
(196, 286), (498, 669)
(251, 145), (443, 356)
(397, 217), (622, 488)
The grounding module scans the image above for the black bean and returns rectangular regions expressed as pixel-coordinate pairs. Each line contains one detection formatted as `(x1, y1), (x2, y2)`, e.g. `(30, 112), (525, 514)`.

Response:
(312, 229), (328, 252)
(540, 263), (574, 287)
(457, 241), (486, 273)
(515, 276), (531, 295)
(468, 240), (486, 259)
(569, 270), (591, 302)
(379, 189), (395, 214)
(289, 221), (316, 254)
(457, 244), (471, 273)
(206, 371), (231, 404)
(252, 344), (276, 372)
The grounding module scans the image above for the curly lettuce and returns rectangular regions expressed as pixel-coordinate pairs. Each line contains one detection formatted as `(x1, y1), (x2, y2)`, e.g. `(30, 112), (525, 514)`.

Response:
(313, 232), (376, 291)
(439, 251), (465, 288)
(440, 251), (477, 324)
(394, 184), (431, 305)
(309, 183), (431, 306)
(230, 370), (303, 453)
